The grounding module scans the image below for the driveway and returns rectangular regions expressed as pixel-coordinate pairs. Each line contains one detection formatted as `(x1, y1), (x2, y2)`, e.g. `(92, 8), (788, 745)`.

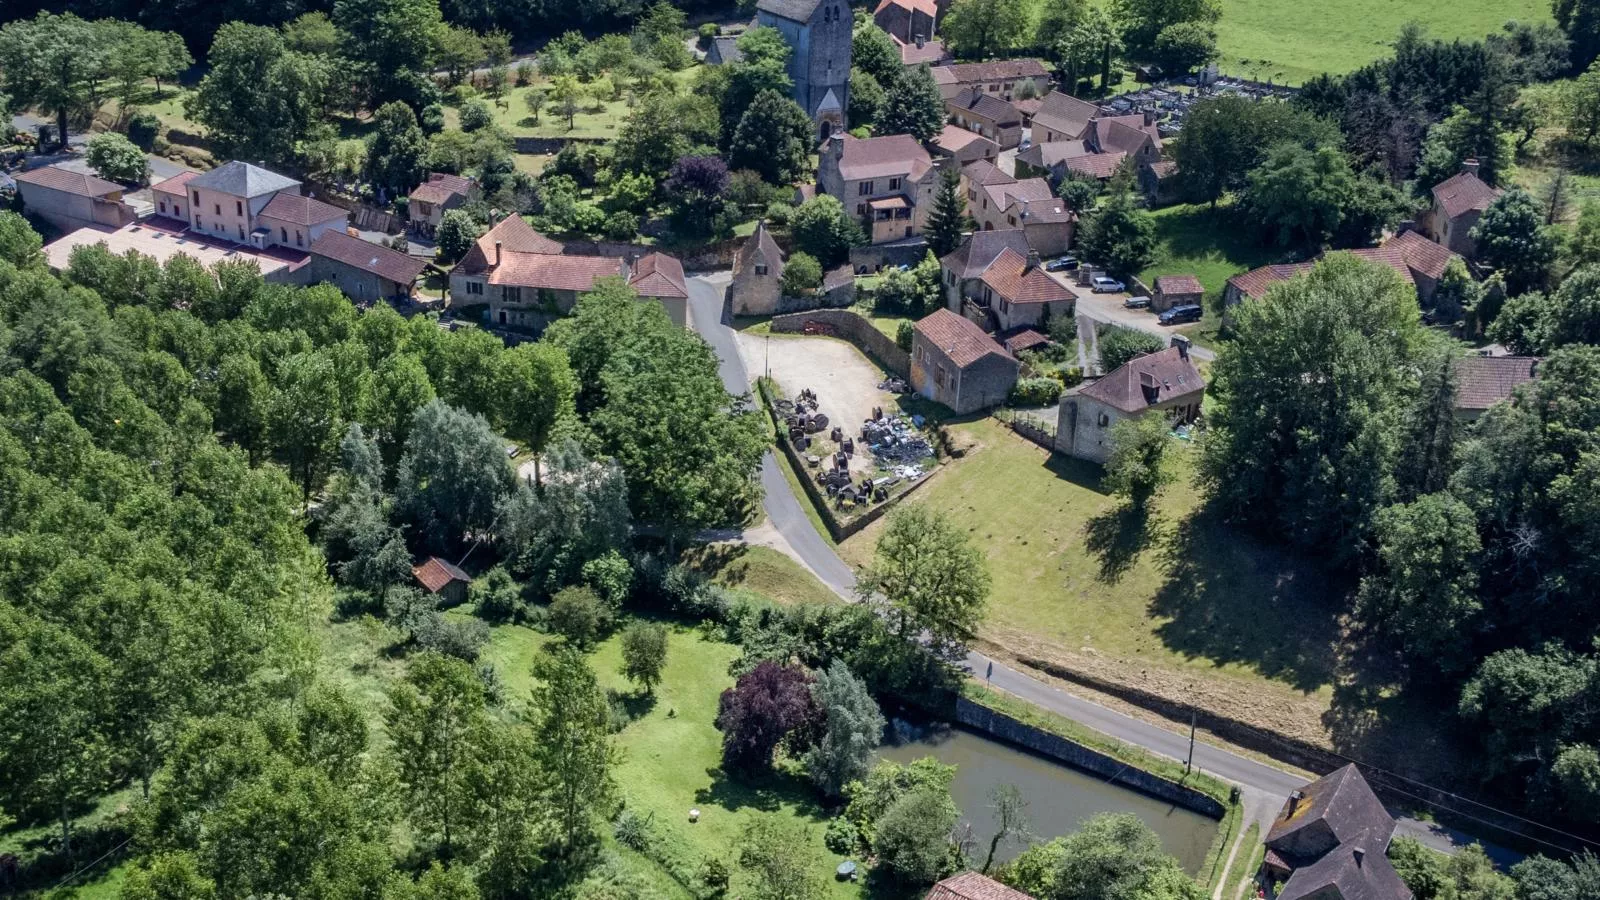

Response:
(1070, 285), (1217, 363)
(684, 271), (1513, 865)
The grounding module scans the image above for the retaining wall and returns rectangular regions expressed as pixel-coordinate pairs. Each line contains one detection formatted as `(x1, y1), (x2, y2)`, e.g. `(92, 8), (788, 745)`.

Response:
(956, 696), (1226, 818)
(769, 309), (910, 377)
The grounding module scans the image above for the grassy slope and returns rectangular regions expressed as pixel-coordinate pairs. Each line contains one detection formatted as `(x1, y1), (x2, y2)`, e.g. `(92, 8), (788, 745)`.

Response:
(681, 542), (843, 607)
(444, 68), (700, 141)
(1138, 203), (1279, 298)
(839, 418), (1344, 744)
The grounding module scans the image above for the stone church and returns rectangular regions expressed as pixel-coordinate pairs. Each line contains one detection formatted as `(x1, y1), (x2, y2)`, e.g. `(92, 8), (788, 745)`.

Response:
(755, 0), (852, 138)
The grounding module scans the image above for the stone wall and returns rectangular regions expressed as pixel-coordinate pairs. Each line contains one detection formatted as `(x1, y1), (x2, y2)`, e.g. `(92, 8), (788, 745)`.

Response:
(956, 697), (1227, 818)
(850, 239), (932, 273)
(770, 309), (910, 377)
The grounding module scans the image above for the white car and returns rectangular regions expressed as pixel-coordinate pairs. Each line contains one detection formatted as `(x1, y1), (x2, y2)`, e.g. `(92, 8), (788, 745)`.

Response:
(1091, 276), (1126, 293)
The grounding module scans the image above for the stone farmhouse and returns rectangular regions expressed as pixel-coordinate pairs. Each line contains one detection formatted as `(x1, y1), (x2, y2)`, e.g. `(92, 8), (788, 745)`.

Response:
(932, 125), (1000, 165)
(1422, 160), (1500, 256)
(305, 230), (428, 304)
(407, 172), (476, 234)
(1151, 274), (1204, 312)
(1019, 93), (1164, 184)
(945, 89), (1023, 149)
(731, 220), (786, 315)
(448, 215), (688, 329)
(967, 246), (1075, 332)
(756, 0), (852, 137)
(1262, 765), (1413, 900)
(818, 133), (938, 244)
(960, 159), (1073, 256)
(940, 228), (1030, 311)
(1056, 337), (1203, 463)
(1225, 232), (1465, 307)
(873, 0), (936, 44)
(930, 59), (1049, 102)
(1029, 91), (1101, 143)
(14, 165), (136, 233)
(911, 308), (1020, 413)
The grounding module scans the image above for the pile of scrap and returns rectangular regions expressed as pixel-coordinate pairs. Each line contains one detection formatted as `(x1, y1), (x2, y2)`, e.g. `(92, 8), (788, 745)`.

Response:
(777, 389), (830, 445)
(861, 408), (933, 463)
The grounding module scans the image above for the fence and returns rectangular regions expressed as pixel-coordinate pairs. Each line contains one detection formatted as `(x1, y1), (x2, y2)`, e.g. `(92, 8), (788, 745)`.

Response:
(1008, 414), (1055, 450)
(769, 309), (910, 378)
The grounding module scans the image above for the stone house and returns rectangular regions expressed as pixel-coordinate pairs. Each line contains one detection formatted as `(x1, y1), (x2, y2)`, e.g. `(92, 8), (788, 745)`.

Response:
(1152, 274), (1203, 312)
(1225, 236), (1463, 308)
(413, 556), (471, 607)
(873, 0), (936, 43)
(932, 125), (1000, 166)
(627, 251), (690, 326)
(1453, 355), (1538, 421)
(1262, 765), (1412, 900)
(448, 215), (625, 329)
(756, 0), (852, 137)
(929, 59), (1049, 102)
(14, 165), (136, 233)
(818, 133), (937, 244)
(940, 228), (1030, 311)
(1423, 161), (1500, 257)
(1056, 337), (1203, 463)
(1029, 91), (1100, 143)
(152, 161), (347, 252)
(407, 172), (475, 233)
(306, 230), (428, 303)
(961, 160), (1073, 256)
(945, 89), (1023, 149)
(731, 220), (786, 315)
(970, 247), (1074, 331)
(911, 308), (1019, 413)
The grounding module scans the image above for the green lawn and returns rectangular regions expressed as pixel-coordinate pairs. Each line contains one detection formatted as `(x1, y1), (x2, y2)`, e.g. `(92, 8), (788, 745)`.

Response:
(1211, 0), (1547, 84)
(838, 418), (1345, 746)
(681, 543), (843, 606)
(445, 67), (701, 141)
(1138, 203), (1279, 298)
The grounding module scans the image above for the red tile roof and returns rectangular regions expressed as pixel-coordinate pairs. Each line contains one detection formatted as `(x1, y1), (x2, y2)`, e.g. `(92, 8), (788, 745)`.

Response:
(16, 165), (124, 198)
(932, 59), (1049, 86)
(410, 172), (474, 205)
(1064, 151), (1127, 179)
(1385, 229), (1459, 281)
(962, 158), (1014, 187)
(1080, 345), (1204, 414)
(1345, 246), (1416, 286)
(1229, 249), (1416, 301)
(1147, 158), (1178, 178)
(836, 133), (934, 182)
(628, 251), (688, 299)
(926, 872), (1035, 900)
(488, 251), (625, 292)
(413, 556), (470, 593)
(869, 195), (910, 210)
(1453, 356), (1538, 411)
(150, 170), (200, 195)
(935, 125), (995, 154)
(898, 37), (949, 65)
(875, 0), (938, 18)
(260, 192), (349, 227)
(1003, 329), (1050, 353)
(454, 215), (565, 276)
(1154, 274), (1204, 296)
(915, 308), (1012, 369)
(310, 230), (427, 285)
(1011, 97), (1044, 118)
(1093, 116), (1160, 155)
(1431, 171), (1500, 220)
(1030, 91), (1100, 139)
(978, 247), (1073, 303)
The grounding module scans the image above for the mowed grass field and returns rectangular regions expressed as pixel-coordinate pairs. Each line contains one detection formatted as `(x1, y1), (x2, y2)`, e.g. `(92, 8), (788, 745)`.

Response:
(837, 418), (1346, 747)
(1210, 0), (1548, 84)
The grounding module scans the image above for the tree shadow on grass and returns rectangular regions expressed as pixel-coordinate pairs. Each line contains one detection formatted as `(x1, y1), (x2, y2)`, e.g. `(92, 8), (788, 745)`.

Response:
(1084, 501), (1159, 584)
(1042, 450), (1112, 494)
(1318, 631), (1466, 783)
(1147, 504), (1347, 693)
(695, 764), (812, 814)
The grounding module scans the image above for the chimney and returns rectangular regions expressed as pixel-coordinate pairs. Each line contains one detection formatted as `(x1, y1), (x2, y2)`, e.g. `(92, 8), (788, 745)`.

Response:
(1462, 158), (1480, 178)
(1144, 108), (1157, 127)
(1020, 198), (1032, 220)
(494, 240), (503, 267)
(1171, 334), (1191, 359)
(916, 35), (926, 48)
(829, 132), (845, 158)
(1286, 790), (1305, 817)
(1025, 248), (1041, 272)
(1353, 848), (1365, 867)
(1396, 219), (1416, 236)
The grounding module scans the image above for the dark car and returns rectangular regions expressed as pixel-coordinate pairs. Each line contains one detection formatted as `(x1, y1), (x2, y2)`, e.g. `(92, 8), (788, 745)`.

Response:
(1046, 256), (1079, 272)
(1158, 304), (1203, 325)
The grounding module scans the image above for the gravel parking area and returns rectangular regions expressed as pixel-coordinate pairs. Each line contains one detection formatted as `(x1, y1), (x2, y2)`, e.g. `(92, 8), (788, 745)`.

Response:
(736, 332), (901, 474)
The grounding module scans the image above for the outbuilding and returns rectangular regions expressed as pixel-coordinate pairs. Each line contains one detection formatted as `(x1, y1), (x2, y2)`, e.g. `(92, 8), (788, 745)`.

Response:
(412, 556), (471, 606)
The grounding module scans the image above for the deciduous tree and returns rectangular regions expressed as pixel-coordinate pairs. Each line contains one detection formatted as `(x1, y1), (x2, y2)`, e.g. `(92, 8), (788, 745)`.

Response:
(730, 90), (815, 185)
(880, 65), (946, 142)
(1472, 188), (1559, 296)
(526, 645), (617, 855)
(620, 621), (670, 695)
(802, 661), (885, 797)
(716, 661), (817, 773)
(858, 506), (991, 649)
(1105, 412), (1176, 508)
(395, 399), (513, 551)
(940, 0), (1030, 59)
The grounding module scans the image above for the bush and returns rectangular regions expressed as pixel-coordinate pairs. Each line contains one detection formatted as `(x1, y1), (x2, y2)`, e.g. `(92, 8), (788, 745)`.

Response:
(415, 615), (491, 661)
(613, 809), (655, 851)
(699, 858), (730, 894)
(126, 112), (161, 151)
(583, 550), (634, 608)
(896, 319), (914, 352)
(514, 60), (536, 86)
(549, 585), (609, 647)
(445, 83), (478, 106)
(824, 817), (859, 855)
(763, 201), (793, 229)
(460, 100), (494, 132)
(1097, 325), (1164, 372)
(85, 132), (148, 184)
(419, 103), (446, 135)
(473, 566), (525, 622)
(1008, 377), (1063, 407)
(435, 209), (479, 263)
(602, 210), (640, 240)
(781, 251), (824, 296)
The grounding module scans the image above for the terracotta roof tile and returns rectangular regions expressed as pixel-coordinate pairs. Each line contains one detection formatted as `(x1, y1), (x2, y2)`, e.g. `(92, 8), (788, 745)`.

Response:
(914, 308), (1012, 368)
(488, 252), (625, 292)
(932, 59), (1048, 85)
(628, 251), (688, 299)
(875, 0), (938, 19)
(1147, 159), (1178, 178)
(260, 192), (349, 227)
(1064, 151), (1127, 179)
(150, 170), (200, 194)
(1094, 116), (1160, 155)
(1003, 329), (1049, 353)
(1154, 274), (1204, 296)
(1453, 356), (1538, 411)
(940, 229), (1029, 279)
(310, 230), (427, 285)
(836, 134), (934, 182)
(454, 216), (564, 276)
(935, 125), (995, 154)
(1385, 229), (1458, 281)
(962, 158), (1013, 186)
(410, 172), (474, 205)
(979, 247), (1073, 303)
(1431, 171), (1501, 220)
(899, 37), (950, 65)
(1030, 90), (1100, 139)
(949, 88), (1021, 125)
(1079, 345), (1204, 414)
(926, 872), (1035, 900)
(413, 556), (470, 593)
(1227, 262), (1316, 301)
(16, 165), (124, 198)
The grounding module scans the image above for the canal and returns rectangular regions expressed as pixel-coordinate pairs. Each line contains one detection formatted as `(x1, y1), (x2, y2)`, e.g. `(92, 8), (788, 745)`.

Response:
(878, 722), (1221, 872)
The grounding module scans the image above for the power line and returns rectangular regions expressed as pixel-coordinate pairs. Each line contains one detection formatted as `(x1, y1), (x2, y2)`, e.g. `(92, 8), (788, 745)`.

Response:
(50, 836), (132, 891)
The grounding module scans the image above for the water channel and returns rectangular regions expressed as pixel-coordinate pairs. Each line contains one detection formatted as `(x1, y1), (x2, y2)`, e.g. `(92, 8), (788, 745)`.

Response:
(877, 722), (1220, 872)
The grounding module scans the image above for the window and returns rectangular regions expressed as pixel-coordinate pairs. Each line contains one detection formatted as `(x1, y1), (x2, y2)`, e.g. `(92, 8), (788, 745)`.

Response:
(889, 177), (900, 190)
(858, 181), (874, 195)
(968, 189), (977, 202)
(856, 203), (866, 216)
(235, 200), (243, 216)
(466, 280), (484, 295)
(296, 230), (303, 246)
(1007, 215), (1016, 226)
(237, 225), (244, 239)
(195, 215), (203, 229)
(1097, 413), (1110, 427)
(214, 204), (221, 216)
(192, 191), (200, 206)
(504, 286), (522, 303)
(159, 200), (167, 214)
(755, 264), (768, 275)
(988, 83), (1000, 92)
(280, 227), (288, 242)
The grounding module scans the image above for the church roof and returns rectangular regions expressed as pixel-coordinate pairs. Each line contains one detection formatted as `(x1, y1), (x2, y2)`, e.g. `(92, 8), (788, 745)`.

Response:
(757, 0), (823, 22)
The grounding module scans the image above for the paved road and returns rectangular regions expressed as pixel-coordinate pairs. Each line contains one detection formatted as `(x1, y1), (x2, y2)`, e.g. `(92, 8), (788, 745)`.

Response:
(684, 272), (1518, 865)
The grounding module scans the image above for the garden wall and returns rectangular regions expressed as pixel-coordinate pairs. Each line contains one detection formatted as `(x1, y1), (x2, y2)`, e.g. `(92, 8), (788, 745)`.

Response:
(850, 239), (930, 273)
(956, 696), (1227, 819)
(769, 309), (909, 378)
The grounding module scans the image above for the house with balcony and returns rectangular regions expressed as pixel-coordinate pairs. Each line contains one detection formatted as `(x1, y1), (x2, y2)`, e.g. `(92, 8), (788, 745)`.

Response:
(817, 133), (938, 244)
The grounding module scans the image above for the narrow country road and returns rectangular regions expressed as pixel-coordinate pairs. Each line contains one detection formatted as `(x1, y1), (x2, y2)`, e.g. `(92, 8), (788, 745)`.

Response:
(684, 273), (1519, 867)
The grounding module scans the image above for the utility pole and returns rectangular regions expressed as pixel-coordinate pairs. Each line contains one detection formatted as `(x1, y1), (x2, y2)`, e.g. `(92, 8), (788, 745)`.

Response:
(1186, 711), (1196, 773)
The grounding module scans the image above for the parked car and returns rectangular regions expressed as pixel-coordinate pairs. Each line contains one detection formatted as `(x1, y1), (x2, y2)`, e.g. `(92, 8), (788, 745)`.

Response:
(1124, 295), (1151, 309)
(1158, 303), (1203, 325)
(1046, 255), (1079, 272)
(1091, 276), (1125, 292)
